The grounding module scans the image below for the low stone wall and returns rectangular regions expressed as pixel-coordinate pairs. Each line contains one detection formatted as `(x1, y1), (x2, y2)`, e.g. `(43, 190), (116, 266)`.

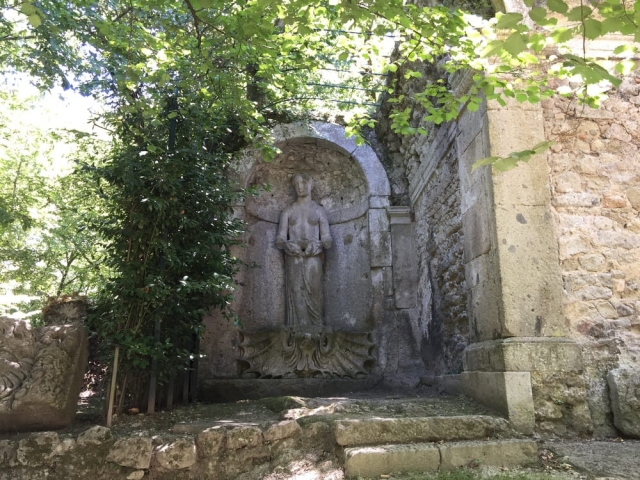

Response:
(543, 70), (640, 435)
(0, 419), (338, 480)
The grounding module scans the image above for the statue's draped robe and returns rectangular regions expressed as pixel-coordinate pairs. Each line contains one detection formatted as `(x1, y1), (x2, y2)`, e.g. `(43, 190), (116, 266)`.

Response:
(276, 186), (331, 326)
(283, 239), (324, 326)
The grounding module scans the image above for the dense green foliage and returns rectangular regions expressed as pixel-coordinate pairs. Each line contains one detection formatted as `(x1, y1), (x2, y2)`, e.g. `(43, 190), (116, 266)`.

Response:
(87, 99), (244, 372)
(0, 89), (106, 317)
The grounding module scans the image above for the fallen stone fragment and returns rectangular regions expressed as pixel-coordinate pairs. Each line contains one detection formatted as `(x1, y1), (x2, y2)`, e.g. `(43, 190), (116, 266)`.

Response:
(0, 439), (17, 467)
(0, 316), (88, 432)
(345, 443), (440, 477)
(335, 415), (501, 446)
(439, 439), (537, 471)
(54, 437), (76, 455)
(16, 432), (60, 467)
(608, 367), (640, 438)
(550, 440), (640, 479)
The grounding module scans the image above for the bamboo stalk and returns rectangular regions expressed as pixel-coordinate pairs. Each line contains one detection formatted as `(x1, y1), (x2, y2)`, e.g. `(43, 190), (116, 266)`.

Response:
(106, 345), (120, 427)
(116, 374), (128, 415)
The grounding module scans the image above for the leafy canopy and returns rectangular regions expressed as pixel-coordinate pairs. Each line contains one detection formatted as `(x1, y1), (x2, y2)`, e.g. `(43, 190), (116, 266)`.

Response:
(2, 0), (638, 146)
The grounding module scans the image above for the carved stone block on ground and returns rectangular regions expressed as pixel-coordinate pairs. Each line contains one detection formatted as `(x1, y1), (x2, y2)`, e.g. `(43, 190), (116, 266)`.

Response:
(0, 317), (88, 432)
(607, 367), (640, 438)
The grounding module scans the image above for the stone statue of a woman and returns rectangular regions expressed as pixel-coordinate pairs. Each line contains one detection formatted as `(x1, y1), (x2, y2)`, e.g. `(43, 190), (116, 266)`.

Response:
(276, 174), (332, 326)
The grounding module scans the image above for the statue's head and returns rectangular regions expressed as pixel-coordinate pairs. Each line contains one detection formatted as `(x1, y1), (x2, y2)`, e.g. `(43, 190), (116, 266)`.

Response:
(292, 173), (313, 198)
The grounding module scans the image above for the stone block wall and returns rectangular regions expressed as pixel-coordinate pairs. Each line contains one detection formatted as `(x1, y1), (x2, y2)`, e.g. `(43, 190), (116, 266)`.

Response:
(373, 49), (639, 436)
(412, 135), (469, 375)
(543, 70), (640, 435)
(376, 68), (469, 376)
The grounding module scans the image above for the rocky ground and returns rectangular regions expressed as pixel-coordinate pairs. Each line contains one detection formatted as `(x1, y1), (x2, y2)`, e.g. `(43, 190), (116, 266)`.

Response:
(1, 388), (637, 479)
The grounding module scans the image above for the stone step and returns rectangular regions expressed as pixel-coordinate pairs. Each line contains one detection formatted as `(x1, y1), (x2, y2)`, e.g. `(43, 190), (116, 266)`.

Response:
(335, 415), (508, 446)
(344, 438), (538, 478)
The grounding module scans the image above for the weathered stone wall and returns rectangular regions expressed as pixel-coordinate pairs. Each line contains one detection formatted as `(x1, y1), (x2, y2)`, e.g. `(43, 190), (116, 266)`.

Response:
(376, 67), (469, 376)
(543, 70), (640, 435)
(0, 420), (337, 480)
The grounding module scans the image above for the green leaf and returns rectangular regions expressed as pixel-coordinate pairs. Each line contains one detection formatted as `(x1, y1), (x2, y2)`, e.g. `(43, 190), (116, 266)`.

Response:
(583, 19), (602, 39)
(531, 141), (554, 154)
(523, 0), (535, 6)
(481, 40), (505, 58)
(20, 2), (36, 15)
(528, 33), (546, 51)
(472, 156), (500, 171)
(615, 60), (636, 75)
(602, 17), (623, 34)
(567, 6), (592, 21)
(494, 158), (520, 171)
(551, 27), (575, 43)
(613, 44), (638, 56)
(520, 52), (539, 63)
(529, 7), (547, 23)
(496, 13), (524, 29)
(28, 13), (41, 28)
(504, 33), (527, 56)
(547, 0), (569, 14)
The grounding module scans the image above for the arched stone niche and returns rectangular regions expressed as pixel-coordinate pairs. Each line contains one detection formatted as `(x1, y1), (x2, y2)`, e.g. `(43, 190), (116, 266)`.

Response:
(200, 121), (393, 383)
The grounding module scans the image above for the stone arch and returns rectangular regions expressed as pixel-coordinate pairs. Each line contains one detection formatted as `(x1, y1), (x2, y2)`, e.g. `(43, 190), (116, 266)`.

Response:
(236, 121), (390, 223)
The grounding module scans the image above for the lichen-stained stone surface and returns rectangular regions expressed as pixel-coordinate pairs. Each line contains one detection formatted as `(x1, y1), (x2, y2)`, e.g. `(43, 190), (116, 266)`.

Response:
(155, 437), (197, 470)
(0, 316), (88, 432)
(607, 367), (640, 438)
(543, 70), (640, 436)
(106, 437), (153, 469)
(76, 425), (112, 447)
(42, 297), (88, 325)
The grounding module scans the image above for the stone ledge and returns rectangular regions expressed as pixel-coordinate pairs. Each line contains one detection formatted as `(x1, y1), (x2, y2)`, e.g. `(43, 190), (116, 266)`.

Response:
(464, 337), (583, 372)
(344, 439), (538, 478)
(335, 415), (508, 446)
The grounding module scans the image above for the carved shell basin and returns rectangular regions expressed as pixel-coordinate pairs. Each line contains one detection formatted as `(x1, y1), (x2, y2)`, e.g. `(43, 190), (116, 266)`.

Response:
(238, 326), (375, 379)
